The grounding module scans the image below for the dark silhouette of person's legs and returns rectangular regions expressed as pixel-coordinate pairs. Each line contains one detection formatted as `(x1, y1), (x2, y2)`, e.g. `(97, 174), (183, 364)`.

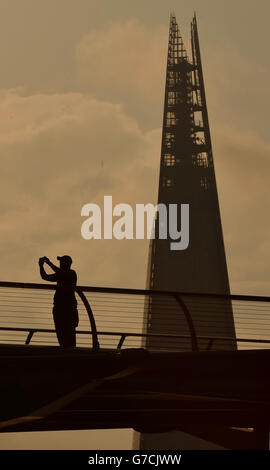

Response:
(62, 324), (76, 348)
(53, 308), (76, 348)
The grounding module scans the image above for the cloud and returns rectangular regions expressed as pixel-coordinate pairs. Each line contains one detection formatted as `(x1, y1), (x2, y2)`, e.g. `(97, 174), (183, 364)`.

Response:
(214, 125), (270, 294)
(0, 88), (161, 286)
(75, 20), (168, 128)
(203, 38), (270, 140)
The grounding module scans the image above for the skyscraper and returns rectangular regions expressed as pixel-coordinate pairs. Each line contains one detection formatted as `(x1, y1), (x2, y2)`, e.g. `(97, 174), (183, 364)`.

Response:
(139, 14), (237, 449)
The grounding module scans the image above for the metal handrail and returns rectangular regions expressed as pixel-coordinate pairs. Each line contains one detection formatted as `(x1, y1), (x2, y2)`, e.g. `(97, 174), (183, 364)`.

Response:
(0, 281), (100, 351)
(0, 280), (270, 303)
(1, 326), (270, 351)
(1, 281), (270, 352)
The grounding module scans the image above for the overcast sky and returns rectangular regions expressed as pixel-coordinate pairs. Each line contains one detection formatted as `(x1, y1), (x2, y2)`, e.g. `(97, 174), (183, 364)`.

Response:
(1, 0), (270, 449)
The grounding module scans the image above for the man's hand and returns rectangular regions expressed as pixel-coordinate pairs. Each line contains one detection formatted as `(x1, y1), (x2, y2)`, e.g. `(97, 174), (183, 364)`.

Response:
(39, 257), (57, 282)
(39, 256), (49, 266)
(39, 257), (45, 266)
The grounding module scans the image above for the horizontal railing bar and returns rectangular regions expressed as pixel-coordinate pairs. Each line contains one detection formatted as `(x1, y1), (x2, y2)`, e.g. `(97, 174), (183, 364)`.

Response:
(0, 281), (269, 303)
(1, 326), (270, 344)
(0, 282), (57, 291)
(2, 322), (270, 333)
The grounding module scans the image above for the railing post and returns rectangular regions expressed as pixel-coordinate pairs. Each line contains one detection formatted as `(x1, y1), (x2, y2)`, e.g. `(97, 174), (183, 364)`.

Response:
(25, 330), (35, 345)
(174, 294), (199, 352)
(117, 334), (127, 351)
(75, 288), (99, 351)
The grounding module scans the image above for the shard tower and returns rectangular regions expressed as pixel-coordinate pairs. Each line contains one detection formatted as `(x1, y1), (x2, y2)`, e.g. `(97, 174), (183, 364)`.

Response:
(139, 14), (237, 449)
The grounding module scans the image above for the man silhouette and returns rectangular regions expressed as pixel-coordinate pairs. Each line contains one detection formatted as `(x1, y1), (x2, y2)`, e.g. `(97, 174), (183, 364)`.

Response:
(39, 255), (79, 348)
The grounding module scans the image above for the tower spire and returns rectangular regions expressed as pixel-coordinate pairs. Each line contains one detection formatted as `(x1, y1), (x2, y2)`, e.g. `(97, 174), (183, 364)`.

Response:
(168, 14), (188, 63)
(145, 14), (236, 349)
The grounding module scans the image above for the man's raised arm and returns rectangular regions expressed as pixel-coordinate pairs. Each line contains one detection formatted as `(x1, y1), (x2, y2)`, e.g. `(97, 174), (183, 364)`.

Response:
(44, 257), (60, 273)
(39, 257), (57, 282)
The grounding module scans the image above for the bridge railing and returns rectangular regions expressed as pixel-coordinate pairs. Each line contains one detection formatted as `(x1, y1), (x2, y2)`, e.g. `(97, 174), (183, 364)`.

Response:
(0, 281), (270, 352)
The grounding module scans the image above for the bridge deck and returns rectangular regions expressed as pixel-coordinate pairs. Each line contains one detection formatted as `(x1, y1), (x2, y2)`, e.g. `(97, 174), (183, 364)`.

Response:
(1, 344), (270, 441)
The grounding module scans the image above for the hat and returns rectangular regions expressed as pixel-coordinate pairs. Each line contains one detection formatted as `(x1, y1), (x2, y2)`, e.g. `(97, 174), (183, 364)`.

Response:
(57, 255), (72, 266)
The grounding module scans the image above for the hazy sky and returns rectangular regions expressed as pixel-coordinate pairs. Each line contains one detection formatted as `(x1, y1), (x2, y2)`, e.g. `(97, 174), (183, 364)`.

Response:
(1, 0), (270, 449)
